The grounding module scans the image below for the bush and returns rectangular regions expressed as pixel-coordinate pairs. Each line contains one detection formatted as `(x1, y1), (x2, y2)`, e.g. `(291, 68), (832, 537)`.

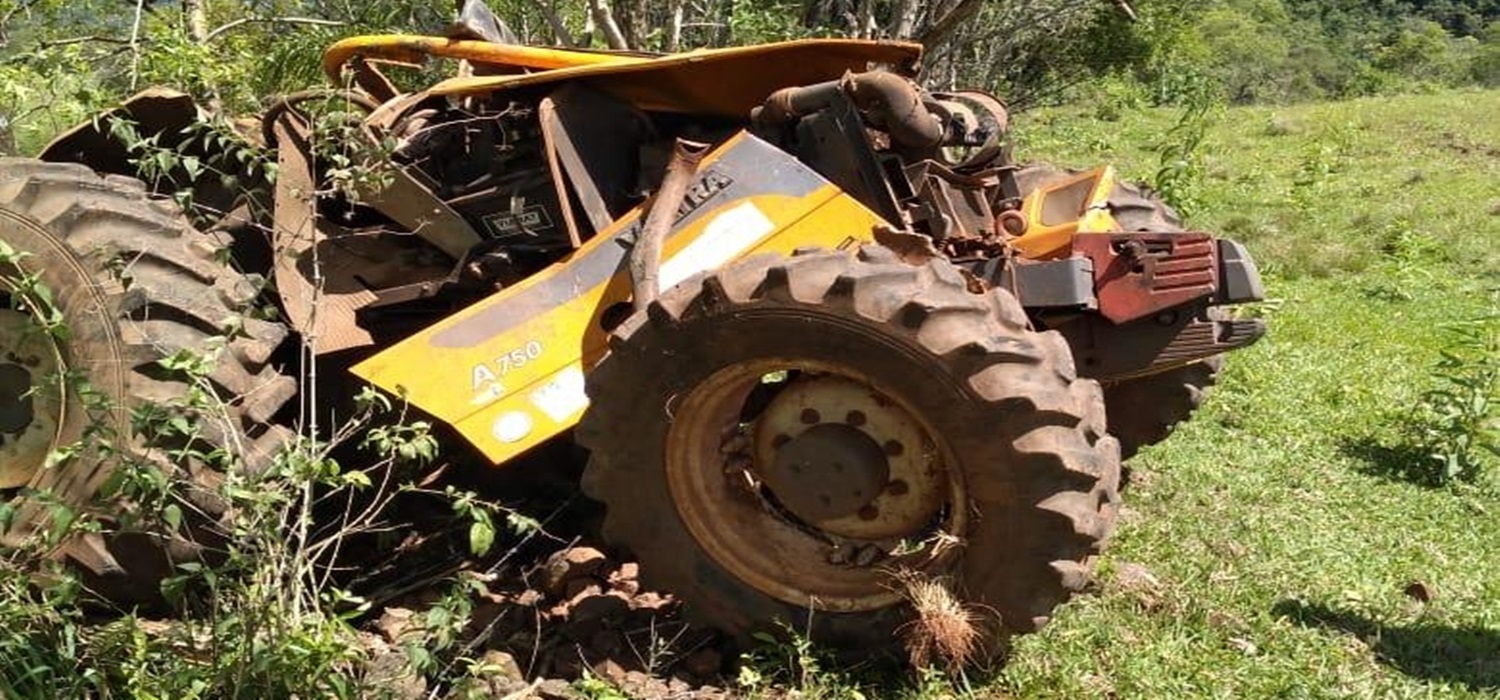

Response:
(1408, 305), (1500, 487)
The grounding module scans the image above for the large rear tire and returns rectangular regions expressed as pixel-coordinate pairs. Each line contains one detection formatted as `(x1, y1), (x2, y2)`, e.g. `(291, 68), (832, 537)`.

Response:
(1016, 163), (1223, 459)
(577, 246), (1120, 662)
(0, 159), (294, 604)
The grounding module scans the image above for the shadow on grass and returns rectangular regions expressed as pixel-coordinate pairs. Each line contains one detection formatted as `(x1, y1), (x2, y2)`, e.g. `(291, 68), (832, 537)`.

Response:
(1274, 599), (1500, 691)
(1336, 434), (1441, 488)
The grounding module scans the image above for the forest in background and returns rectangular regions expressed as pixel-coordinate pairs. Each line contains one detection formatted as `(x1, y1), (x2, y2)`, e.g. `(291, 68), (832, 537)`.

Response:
(0, 0), (1497, 154)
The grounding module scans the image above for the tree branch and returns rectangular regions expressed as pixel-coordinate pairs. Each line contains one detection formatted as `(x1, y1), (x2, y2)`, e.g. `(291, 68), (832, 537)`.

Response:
(918, 0), (982, 48)
(204, 16), (346, 44)
(586, 0), (630, 50)
(529, 0), (576, 47)
(129, 0), (146, 89)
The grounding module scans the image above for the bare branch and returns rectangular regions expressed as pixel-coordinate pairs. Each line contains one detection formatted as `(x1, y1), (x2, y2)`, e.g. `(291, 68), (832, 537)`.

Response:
(527, 0), (576, 47)
(30, 34), (134, 48)
(205, 16), (346, 44)
(586, 0), (630, 50)
(129, 0), (146, 90)
(917, 0), (981, 48)
(183, 0), (207, 43)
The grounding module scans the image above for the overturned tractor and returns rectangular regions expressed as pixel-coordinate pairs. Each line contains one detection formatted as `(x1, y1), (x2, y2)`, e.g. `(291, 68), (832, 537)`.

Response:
(0, 0), (1262, 664)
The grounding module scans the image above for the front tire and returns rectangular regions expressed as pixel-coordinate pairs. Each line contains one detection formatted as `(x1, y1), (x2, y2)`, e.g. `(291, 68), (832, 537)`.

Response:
(0, 159), (294, 604)
(577, 246), (1120, 662)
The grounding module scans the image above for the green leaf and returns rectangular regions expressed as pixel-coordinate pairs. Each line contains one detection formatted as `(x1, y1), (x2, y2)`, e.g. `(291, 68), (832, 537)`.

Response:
(163, 504), (182, 533)
(469, 515), (495, 556)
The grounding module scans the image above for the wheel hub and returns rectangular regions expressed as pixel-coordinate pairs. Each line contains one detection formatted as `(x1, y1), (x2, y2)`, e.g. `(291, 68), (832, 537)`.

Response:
(762, 422), (890, 523)
(0, 309), (64, 489)
(667, 361), (964, 612)
(0, 363), (33, 433)
(753, 375), (947, 540)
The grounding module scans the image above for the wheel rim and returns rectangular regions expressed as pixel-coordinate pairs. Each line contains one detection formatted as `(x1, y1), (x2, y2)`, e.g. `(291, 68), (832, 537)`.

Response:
(665, 359), (967, 612)
(0, 307), (64, 489)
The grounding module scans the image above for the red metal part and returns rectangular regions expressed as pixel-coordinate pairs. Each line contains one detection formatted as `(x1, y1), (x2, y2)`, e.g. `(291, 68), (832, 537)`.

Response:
(1074, 232), (1218, 324)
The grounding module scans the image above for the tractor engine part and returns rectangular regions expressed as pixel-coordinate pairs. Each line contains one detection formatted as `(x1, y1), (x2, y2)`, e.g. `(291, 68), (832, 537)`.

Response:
(391, 101), (574, 254)
(630, 138), (709, 312)
(755, 71), (943, 150)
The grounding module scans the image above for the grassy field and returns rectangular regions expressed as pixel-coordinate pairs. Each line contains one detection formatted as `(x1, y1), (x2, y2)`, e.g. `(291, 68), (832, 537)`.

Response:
(975, 89), (1500, 699)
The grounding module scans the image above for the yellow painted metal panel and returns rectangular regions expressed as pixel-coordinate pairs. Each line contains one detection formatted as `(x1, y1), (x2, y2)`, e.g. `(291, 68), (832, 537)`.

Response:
(352, 134), (887, 465)
(425, 39), (922, 116)
(1010, 166), (1123, 259)
(322, 35), (647, 82)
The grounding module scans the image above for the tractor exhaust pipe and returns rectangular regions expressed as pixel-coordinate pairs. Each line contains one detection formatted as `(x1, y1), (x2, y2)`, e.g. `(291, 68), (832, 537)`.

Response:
(753, 71), (945, 150)
(631, 138), (710, 313)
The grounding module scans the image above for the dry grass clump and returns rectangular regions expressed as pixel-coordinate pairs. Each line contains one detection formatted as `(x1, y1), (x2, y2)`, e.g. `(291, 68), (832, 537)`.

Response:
(895, 570), (983, 672)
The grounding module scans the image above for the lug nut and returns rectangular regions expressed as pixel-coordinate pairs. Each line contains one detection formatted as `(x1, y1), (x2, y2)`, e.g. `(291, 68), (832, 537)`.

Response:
(886, 479), (909, 496)
(845, 410), (867, 426)
(857, 505), (879, 521)
(800, 408), (821, 424)
(883, 440), (904, 457)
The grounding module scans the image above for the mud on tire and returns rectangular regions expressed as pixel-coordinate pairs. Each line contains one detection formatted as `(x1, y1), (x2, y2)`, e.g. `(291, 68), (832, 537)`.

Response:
(577, 245), (1120, 661)
(0, 159), (294, 604)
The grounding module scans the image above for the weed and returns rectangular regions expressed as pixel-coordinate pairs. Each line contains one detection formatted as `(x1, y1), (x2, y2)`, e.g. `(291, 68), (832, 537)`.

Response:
(1408, 306), (1500, 486)
(736, 623), (869, 699)
(1149, 87), (1220, 217)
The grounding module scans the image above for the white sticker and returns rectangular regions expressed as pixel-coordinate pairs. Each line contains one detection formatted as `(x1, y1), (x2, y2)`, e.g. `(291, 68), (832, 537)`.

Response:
(658, 201), (776, 290)
(492, 411), (534, 444)
(529, 366), (590, 423)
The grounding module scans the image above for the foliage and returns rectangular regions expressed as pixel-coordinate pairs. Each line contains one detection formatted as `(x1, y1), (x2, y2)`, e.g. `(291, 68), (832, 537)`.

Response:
(1408, 307), (1500, 486)
(0, 105), (539, 699)
(1149, 84), (1220, 216)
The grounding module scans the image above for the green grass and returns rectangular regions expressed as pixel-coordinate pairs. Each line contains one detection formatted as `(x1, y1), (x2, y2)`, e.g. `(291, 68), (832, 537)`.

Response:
(988, 89), (1500, 698)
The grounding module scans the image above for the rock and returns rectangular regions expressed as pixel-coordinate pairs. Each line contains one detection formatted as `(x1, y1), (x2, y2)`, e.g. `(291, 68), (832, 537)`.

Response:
(468, 600), (508, 638)
(691, 685), (732, 700)
(1403, 580), (1434, 602)
(515, 589), (545, 607)
(611, 562), (640, 582)
(683, 648), (722, 679)
(376, 607), (417, 643)
(569, 592), (631, 623)
(534, 678), (578, 699)
(542, 547), (609, 596)
(629, 591), (673, 612)
(482, 649), (525, 682)
(359, 633), (426, 700)
(591, 657), (629, 685)
(1227, 636), (1258, 656)
(619, 671), (671, 700)
(563, 578), (602, 600)
(1113, 562), (1161, 593)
